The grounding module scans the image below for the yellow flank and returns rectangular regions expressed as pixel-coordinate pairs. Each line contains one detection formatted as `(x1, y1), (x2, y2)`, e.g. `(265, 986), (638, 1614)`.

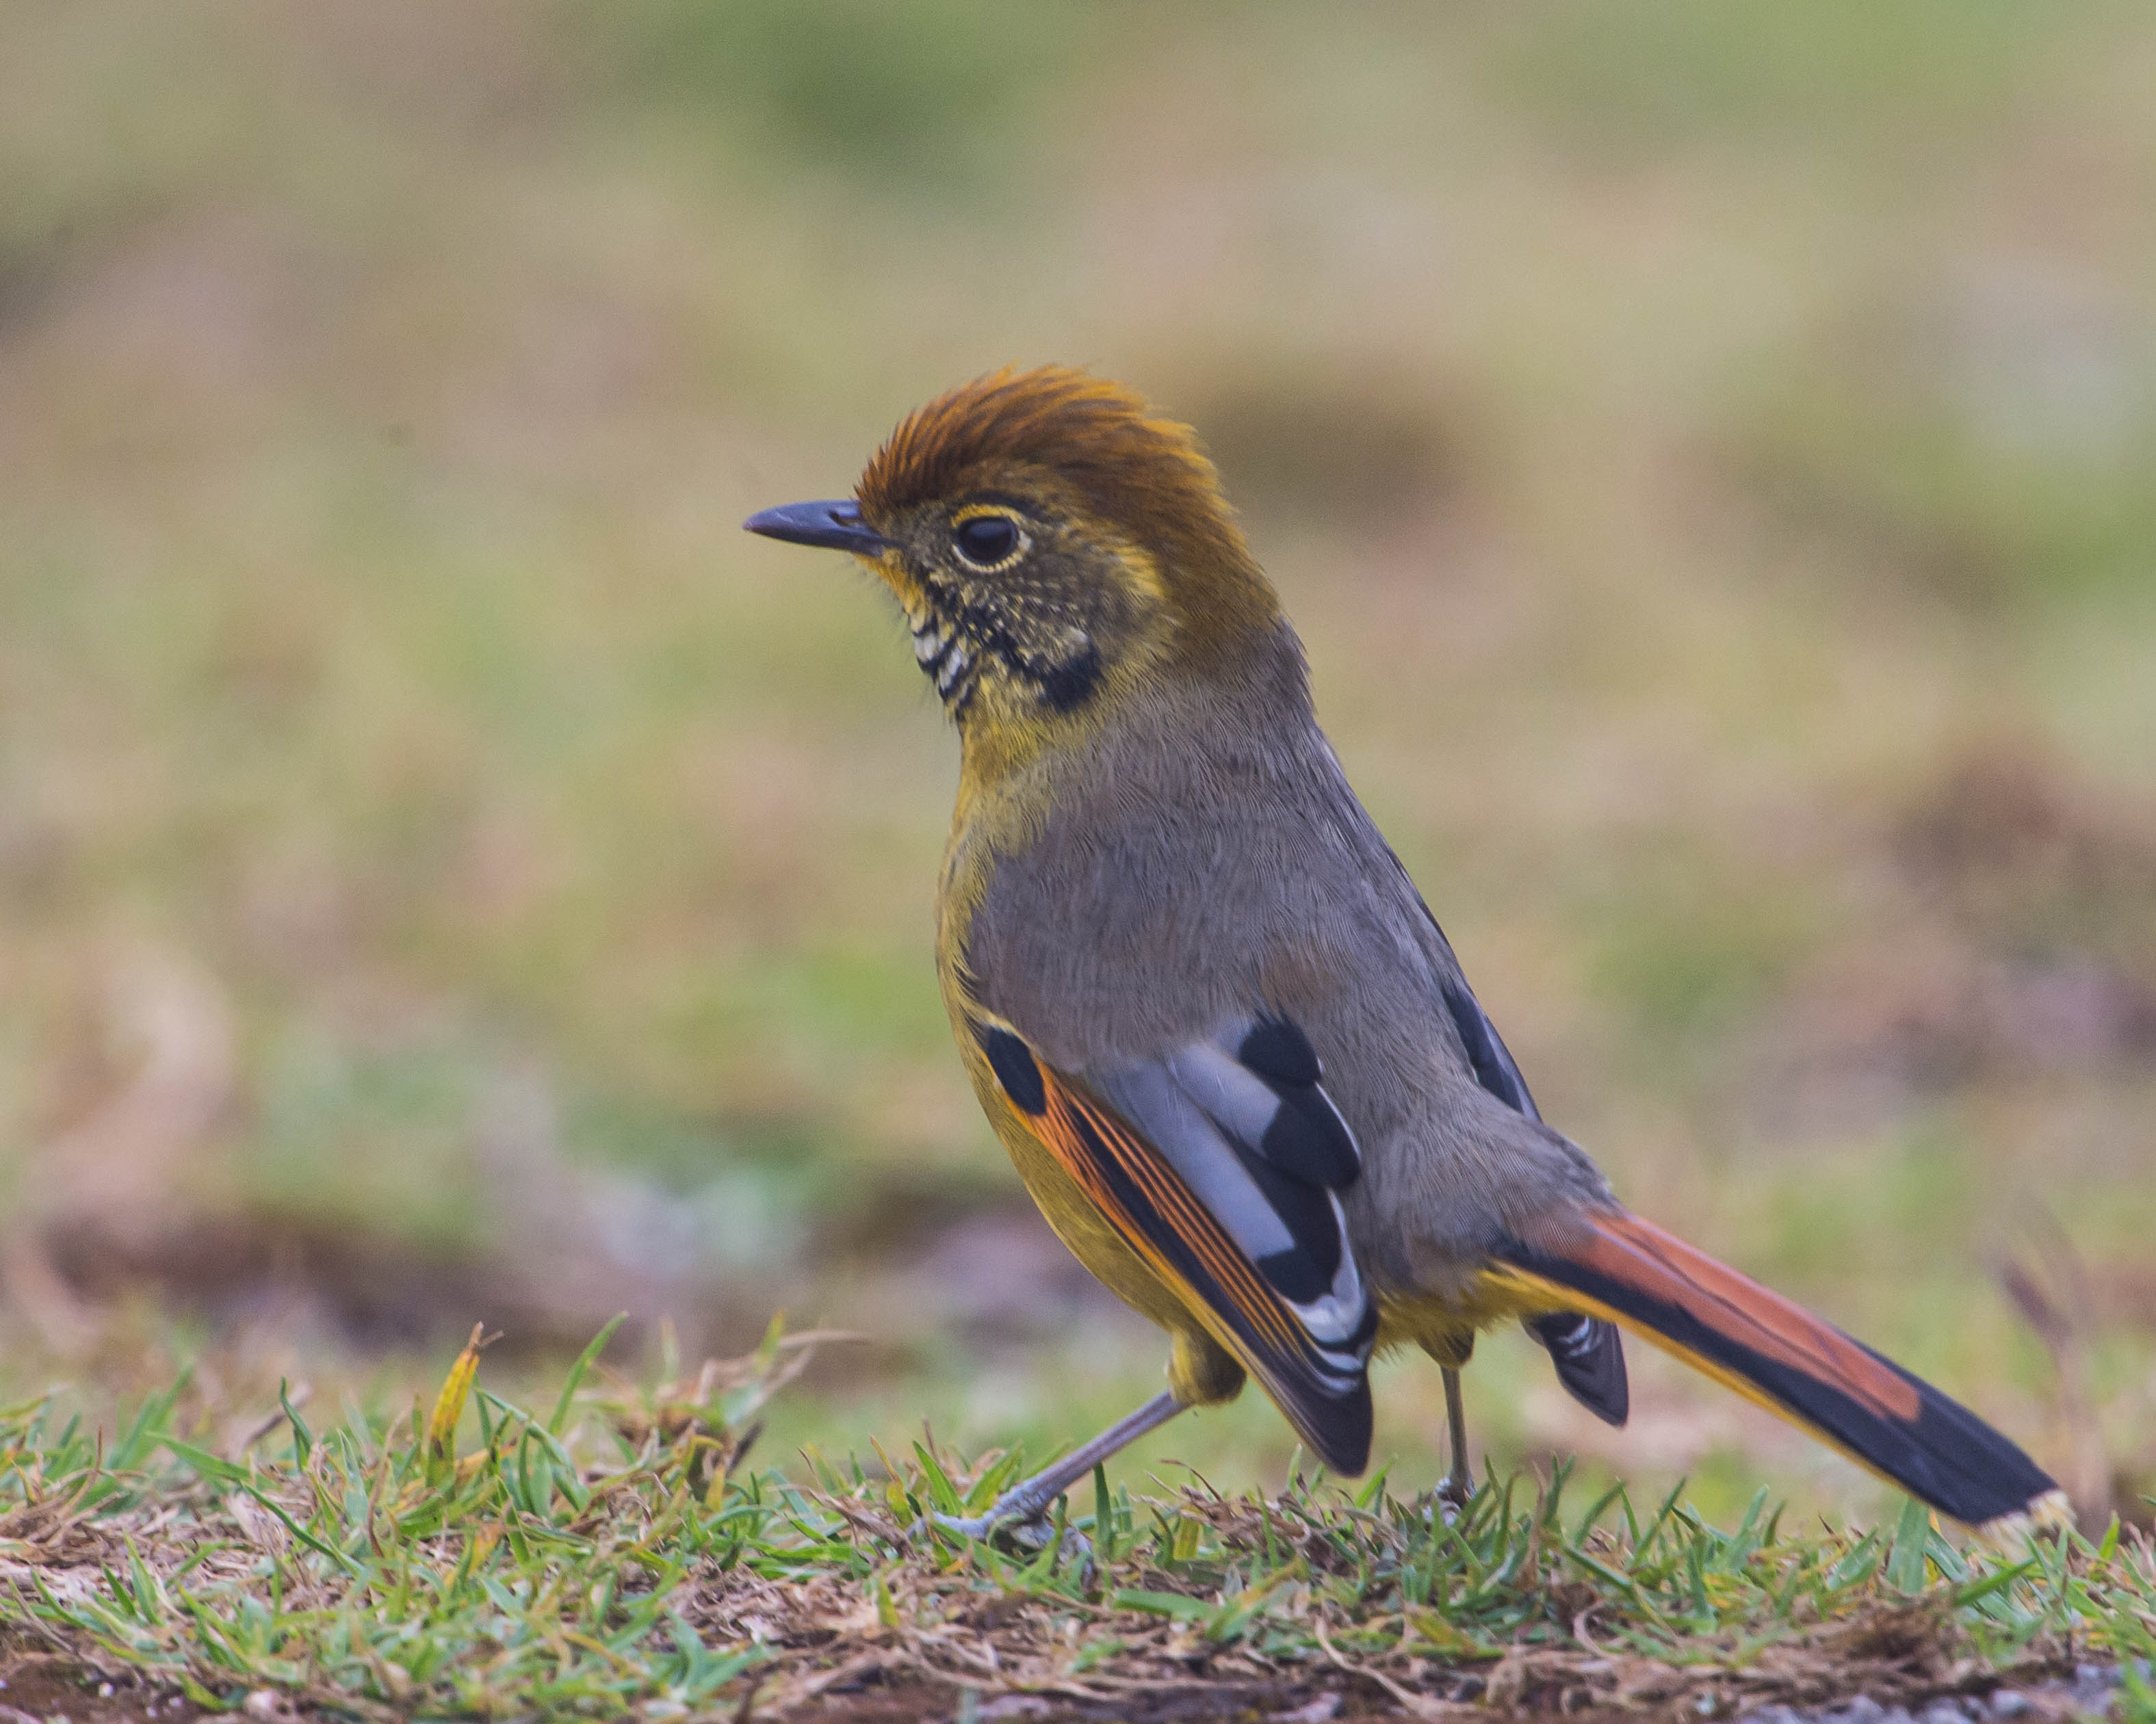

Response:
(947, 1013), (1247, 1407)
(957, 1031), (1191, 1337)
(1376, 1280), (1573, 1353)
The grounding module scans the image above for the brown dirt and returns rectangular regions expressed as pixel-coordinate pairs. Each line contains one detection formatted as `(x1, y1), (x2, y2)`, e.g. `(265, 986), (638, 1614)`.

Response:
(0, 1650), (198, 1724)
(0, 1636), (2110, 1723)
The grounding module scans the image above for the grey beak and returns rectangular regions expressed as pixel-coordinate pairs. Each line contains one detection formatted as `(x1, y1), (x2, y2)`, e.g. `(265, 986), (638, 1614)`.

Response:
(742, 499), (892, 555)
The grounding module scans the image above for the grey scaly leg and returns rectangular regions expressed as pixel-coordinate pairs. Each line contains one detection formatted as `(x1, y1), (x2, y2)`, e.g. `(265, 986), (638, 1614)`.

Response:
(930, 1392), (1185, 1541)
(1438, 1366), (1473, 1516)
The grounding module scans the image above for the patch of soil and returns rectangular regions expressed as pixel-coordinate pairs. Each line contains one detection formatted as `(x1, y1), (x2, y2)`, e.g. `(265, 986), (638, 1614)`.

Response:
(0, 1651), (197, 1724)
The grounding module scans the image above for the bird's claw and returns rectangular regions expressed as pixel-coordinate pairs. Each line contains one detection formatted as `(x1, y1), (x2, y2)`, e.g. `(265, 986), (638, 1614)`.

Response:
(926, 1511), (1093, 1565)
(1432, 1476), (1473, 1526)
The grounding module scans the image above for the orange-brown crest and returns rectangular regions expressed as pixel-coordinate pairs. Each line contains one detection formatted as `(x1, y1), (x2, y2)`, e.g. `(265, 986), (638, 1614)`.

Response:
(856, 367), (1252, 583)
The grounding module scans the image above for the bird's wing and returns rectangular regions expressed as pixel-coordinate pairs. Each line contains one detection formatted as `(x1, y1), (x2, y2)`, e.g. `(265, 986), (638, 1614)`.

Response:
(1436, 970), (1541, 1121)
(1488, 1209), (2061, 1528)
(974, 1015), (1378, 1474)
(1431, 924), (1631, 1425)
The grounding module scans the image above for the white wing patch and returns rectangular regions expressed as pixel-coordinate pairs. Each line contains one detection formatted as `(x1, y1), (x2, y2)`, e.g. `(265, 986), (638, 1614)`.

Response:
(1092, 1017), (1376, 1394)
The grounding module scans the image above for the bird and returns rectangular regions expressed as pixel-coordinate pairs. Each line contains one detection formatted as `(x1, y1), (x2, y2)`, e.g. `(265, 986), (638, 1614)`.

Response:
(744, 366), (2065, 1539)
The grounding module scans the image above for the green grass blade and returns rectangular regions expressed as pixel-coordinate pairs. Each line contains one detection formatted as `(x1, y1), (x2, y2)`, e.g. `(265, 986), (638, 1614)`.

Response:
(549, 1314), (627, 1437)
(1887, 1497), (1933, 1593)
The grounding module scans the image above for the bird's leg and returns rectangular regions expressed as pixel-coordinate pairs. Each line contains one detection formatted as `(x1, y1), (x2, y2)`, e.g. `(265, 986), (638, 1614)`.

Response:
(1418, 1331), (1477, 1520)
(928, 1392), (1186, 1544)
(1438, 1366), (1474, 1517)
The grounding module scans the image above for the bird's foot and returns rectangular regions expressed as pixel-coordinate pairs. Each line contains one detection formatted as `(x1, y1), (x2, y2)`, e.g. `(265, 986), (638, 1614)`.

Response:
(924, 1510), (1092, 1564)
(925, 1509), (997, 1543)
(1433, 1474), (1473, 1526)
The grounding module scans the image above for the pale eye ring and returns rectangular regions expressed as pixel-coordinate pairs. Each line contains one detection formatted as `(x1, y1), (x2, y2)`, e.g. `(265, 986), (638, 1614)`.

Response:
(951, 513), (1025, 571)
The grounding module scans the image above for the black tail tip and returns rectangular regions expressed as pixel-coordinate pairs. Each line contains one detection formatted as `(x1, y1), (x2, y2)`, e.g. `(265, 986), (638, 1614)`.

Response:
(1895, 1379), (2062, 1528)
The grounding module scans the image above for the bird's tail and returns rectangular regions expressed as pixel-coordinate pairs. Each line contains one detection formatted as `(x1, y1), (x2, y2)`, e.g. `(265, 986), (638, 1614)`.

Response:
(1490, 1210), (2067, 1531)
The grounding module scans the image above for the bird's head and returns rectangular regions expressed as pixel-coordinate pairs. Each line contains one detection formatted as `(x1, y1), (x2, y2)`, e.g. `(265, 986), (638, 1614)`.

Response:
(746, 368), (1288, 753)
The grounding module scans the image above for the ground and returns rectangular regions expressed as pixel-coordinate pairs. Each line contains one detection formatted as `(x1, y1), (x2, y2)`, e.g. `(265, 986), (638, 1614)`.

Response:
(0, 1331), (2148, 1722)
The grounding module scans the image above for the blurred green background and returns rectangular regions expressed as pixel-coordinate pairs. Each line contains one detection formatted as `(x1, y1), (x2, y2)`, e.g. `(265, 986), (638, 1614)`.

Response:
(3, 0), (2153, 1528)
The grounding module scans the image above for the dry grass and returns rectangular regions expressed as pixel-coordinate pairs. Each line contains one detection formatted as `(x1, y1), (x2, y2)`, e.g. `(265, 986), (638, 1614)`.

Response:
(3, 1329), (2152, 1722)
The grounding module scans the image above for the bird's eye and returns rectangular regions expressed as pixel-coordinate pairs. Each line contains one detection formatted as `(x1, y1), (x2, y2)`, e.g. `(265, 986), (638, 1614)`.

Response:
(952, 514), (1023, 570)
